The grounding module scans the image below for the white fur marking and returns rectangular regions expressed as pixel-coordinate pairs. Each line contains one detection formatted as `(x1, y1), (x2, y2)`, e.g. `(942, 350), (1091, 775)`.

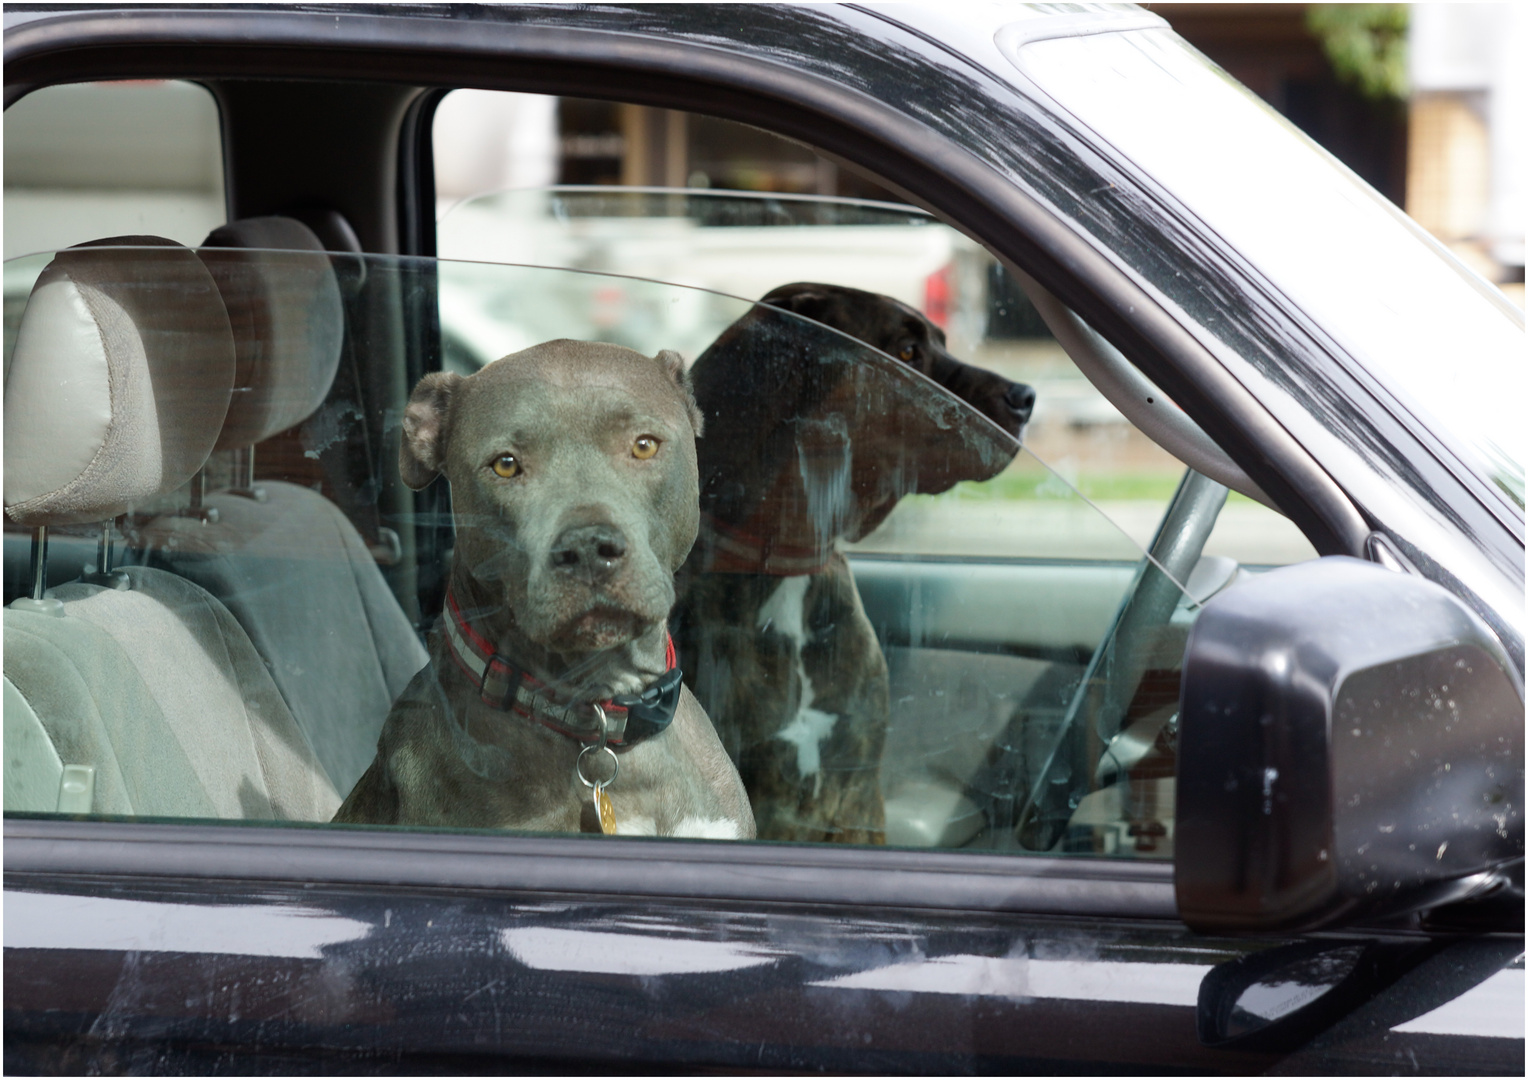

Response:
(673, 816), (743, 840)
(758, 577), (839, 782)
(615, 814), (657, 836)
(796, 414), (854, 547)
(777, 704), (838, 782)
(756, 574), (809, 640)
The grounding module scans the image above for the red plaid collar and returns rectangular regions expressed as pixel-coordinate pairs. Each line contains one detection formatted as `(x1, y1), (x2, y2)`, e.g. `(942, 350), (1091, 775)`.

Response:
(441, 589), (681, 747)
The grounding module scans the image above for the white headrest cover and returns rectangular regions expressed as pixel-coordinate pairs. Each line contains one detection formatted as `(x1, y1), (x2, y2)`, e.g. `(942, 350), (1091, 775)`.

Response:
(4, 238), (236, 527)
(199, 217), (344, 449)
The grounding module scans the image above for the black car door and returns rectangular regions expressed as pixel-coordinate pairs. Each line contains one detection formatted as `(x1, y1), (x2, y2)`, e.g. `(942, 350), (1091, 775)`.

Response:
(5, 5), (1521, 1075)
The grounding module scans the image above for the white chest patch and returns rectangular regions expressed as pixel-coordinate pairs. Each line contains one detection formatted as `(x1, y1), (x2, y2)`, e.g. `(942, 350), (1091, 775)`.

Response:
(776, 705), (839, 781)
(757, 576), (839, 782)
(614, 814), (657, 836)
(672, 816), (743, 840)
(756, 574), (810, 642)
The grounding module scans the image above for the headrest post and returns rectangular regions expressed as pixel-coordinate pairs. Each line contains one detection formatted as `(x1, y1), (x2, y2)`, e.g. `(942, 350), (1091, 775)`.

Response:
(30, 525), (49, 601)
(79, 519), (131, 590)
(9, 527), (65, 615)
(238, 446), (255, 491)
(169, 468), (220, 524)
(189, 469), (206, 514)
(227, 445), (266, 502)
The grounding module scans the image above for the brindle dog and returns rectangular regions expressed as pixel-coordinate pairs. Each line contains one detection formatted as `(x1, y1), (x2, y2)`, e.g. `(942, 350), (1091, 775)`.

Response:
(671, 283), (1032, 843)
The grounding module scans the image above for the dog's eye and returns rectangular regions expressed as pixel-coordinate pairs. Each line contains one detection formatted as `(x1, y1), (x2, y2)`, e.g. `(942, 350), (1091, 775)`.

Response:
(490, 454), (520, 478)
(632, 436), (661, 460)
(897, 344), (916, 362)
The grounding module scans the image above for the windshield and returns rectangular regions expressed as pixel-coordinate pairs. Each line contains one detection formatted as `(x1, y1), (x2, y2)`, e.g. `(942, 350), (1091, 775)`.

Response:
(1003, 24), (1525, 512)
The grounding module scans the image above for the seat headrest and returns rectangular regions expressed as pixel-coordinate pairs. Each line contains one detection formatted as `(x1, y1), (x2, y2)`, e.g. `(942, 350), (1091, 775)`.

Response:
(198, 217), (345, 450)
(4, 237), (236, 527)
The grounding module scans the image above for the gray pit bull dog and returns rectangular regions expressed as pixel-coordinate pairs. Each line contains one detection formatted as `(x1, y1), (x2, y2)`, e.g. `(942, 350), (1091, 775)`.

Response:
(335, 340), (755, 839)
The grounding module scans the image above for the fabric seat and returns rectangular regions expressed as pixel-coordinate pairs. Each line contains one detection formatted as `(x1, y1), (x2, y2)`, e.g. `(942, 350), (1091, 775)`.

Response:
(2, 237), (340, 821)
(4, 608), (216, 818)
(138, 216), (427, 796)
(146, 480), (427, 795)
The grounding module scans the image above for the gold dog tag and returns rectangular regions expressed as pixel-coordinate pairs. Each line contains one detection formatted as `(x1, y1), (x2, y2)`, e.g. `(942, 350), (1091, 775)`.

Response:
(594, 783), (617, 835)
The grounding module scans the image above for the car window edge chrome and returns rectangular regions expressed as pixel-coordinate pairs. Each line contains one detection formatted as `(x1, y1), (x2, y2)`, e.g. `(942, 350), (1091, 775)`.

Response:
(4, 817), (1179, 921)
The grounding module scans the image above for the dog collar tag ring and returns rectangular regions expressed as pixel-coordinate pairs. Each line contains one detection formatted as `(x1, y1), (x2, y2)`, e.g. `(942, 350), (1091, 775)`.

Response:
(576, 745), (619, 835)
(592, 781), (617, 835)
(576, 705), (620, 835)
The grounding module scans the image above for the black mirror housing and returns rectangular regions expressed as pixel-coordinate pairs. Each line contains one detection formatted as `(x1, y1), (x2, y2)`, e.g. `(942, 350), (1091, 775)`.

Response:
(1176, 556), (1524, 933)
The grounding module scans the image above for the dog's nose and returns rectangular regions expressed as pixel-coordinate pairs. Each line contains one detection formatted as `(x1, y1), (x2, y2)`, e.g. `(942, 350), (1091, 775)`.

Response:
(551, 524), (628, 580)
(1004, 382), (1036, 425)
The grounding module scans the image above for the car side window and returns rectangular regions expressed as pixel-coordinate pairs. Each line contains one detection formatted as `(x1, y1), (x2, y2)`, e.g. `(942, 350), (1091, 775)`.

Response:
(1, 86), (1322, 864)
(3, 241), (1180, 853)
(431, 90), (1316, 571)
(2, 81), (226, 259)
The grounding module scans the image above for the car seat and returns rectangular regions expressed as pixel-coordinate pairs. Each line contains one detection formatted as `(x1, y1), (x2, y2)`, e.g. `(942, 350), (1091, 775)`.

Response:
(2, 237), (341, 820)
(133, 216), (428, 796)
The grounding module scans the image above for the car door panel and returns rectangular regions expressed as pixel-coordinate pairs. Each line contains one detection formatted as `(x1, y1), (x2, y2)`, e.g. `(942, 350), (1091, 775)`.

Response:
(10, 869), (1515, 1074)
(853, 557), (1137, 661)
(4, 872), (1289, 1075)
(4, 4), (1521, 1075)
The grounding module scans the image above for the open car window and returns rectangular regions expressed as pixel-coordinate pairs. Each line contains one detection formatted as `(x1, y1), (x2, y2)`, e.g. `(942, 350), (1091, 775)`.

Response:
(3, 80), (226, 260)
(2, 239), (1303, 862)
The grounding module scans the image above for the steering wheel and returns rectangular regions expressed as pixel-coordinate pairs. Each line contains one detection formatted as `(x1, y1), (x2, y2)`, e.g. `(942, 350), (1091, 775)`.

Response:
(1014, 468), (1229, 852)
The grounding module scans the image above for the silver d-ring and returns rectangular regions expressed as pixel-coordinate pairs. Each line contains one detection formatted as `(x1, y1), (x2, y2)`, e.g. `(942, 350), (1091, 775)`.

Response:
(576, 743), (618, 789)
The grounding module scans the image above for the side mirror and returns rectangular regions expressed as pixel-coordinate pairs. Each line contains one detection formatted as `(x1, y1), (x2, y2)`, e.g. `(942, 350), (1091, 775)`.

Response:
(1196, 939), (1419, 1051)
(1176, 557), (1524, 933)
(1195, 935), (1523, 1052)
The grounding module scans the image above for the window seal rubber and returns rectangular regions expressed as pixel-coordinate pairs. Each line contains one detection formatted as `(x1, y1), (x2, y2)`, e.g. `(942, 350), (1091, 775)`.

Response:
(4, 817), (1180, 921)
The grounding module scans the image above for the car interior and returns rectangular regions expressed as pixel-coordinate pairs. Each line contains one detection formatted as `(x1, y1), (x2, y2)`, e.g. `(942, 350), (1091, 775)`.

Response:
(2, 78), (1320, 859)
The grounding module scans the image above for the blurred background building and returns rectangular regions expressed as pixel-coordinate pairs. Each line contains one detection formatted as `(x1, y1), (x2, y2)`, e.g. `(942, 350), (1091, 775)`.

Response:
(433, 94), (901, 208)
(432, 2), (1526, 306)
(7, 4), (1521, 309)
(1149, 3), (1523, 305)
(1405, 4), (1522, 297)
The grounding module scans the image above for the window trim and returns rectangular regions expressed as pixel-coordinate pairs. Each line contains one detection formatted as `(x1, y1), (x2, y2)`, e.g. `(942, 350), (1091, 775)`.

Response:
(4, 818), (1179, 920)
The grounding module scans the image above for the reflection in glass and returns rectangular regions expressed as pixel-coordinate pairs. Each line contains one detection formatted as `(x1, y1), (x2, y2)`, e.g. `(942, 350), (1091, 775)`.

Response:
(4, 245), (1249, 859)
(1018, 27), (1523, 518)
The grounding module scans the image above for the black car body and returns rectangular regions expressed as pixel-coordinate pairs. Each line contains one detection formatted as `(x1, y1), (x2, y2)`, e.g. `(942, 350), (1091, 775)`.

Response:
(4, 3), (1523, 1074)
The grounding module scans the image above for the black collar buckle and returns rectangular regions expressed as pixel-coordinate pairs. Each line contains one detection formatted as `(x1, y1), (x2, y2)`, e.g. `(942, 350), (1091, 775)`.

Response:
(612, 666), (684, 743)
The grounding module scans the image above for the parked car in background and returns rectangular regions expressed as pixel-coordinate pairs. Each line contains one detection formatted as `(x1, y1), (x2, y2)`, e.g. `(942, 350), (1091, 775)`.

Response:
(4, 3), (1522, 1074)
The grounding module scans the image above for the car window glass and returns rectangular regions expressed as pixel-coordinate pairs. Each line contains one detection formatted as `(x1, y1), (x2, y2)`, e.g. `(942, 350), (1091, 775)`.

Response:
(1010, 26), (1524, 512)
(439, 183), (1316, 570)
(4, 246), (1224, 858)
(2, 81), (226, 260)
(430, 86), (1315, 568)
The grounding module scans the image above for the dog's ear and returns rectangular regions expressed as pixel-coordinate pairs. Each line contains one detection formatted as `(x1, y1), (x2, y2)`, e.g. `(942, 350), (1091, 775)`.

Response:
(655, 349), (705, 438)
(759, 283), (834, 324)
(399, 371), (462, 489)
